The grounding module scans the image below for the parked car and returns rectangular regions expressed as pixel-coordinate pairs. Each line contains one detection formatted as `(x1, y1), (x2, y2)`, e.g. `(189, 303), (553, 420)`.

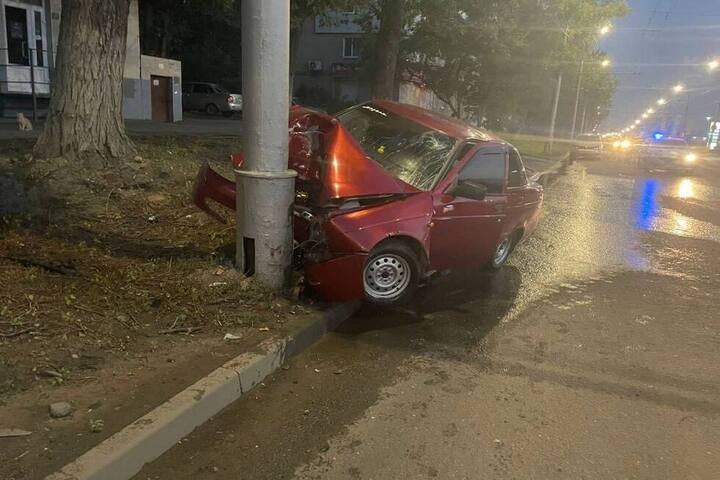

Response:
(182, 82), (242, 117)
(193, 101), (544, 306)
(637, 137), (699, 173)
(571, 134), (604, 160)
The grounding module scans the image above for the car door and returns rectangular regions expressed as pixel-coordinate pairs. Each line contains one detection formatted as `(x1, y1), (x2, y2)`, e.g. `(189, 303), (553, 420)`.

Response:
(505, 147), (539, 235)
(429, 144), (508, 271)
(191, 84), (212, 110)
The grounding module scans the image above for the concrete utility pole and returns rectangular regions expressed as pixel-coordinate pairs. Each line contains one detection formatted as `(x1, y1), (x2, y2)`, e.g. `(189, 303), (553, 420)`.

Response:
(237, 0), (296, 289)
(548, 73), (563, 154)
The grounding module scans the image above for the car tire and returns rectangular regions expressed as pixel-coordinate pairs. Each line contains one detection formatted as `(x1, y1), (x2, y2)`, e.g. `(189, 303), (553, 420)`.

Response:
(363, 241), (421, 307)
(222, 111), (234, 118)
(485, 234), (516, 271)
(205, 103), (220, 115)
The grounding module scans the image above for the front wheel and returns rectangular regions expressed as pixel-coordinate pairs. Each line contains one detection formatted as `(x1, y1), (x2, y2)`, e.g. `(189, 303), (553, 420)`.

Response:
(363, 242), (420, 307)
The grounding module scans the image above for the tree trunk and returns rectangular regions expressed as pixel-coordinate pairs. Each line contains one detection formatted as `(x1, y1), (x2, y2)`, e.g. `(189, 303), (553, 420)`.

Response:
(34, 0), (135, 161)
(371, 0), (404, 100)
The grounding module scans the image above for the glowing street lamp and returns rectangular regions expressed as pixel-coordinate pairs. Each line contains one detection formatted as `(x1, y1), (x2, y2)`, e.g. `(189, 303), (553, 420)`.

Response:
(673, 84), (685, 93)
(642, 113), (649, 119)
(646, 108), (655, 114)
(635, 119), (641, 125)
(601, 59), (611, 68)
(599, 24), (612, 36)
(708, 59), (720, 71)
(657, 98), (667, 106)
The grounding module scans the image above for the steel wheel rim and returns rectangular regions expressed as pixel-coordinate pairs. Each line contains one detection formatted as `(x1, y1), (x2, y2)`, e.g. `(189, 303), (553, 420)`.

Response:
(363, 254), (412, 300)
(493, 237), (511, 266)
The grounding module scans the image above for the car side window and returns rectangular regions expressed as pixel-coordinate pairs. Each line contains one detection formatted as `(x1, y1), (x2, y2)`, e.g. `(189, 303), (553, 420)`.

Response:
(194, 84), (211, 94)
(458, 147), (506, 194)
(508, 148), (528, 188)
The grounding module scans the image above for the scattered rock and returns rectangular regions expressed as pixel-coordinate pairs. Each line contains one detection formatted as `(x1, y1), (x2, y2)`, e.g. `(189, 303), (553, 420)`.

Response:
(223, 333), (242, 341)
(49, 402), (72, 419)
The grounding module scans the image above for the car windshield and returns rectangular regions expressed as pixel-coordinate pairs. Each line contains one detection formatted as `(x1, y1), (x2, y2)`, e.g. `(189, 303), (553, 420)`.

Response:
(336, 104), (457, 191)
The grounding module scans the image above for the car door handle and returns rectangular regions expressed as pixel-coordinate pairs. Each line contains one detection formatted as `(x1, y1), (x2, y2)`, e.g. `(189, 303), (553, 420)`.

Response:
(442, 205), (455, 213)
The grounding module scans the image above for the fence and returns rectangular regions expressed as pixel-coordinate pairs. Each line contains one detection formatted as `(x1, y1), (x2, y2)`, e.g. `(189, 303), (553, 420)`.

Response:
(0, 47), (53, 120)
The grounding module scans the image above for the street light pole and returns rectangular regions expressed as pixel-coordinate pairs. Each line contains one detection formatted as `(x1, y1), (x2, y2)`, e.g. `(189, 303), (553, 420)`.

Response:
(570, 59), (585, 139)
(548, 72), (563, 154)
(237, 0), (297, 289)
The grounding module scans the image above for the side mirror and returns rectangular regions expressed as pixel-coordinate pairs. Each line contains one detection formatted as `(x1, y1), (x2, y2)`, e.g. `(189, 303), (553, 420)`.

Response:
(449, 180), (488, 201)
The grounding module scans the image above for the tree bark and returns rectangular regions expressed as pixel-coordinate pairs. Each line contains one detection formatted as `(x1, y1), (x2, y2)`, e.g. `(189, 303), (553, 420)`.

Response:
(371, 0), (404, 100)
(34, 0), (135, 161)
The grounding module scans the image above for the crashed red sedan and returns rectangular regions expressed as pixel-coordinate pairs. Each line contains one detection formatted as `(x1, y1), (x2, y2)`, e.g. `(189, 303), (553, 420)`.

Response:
(193, 101), (543, 306)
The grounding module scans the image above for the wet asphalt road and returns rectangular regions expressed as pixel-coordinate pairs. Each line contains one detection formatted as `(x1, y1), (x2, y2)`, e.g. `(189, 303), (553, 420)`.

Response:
(137, 156), (720, 480)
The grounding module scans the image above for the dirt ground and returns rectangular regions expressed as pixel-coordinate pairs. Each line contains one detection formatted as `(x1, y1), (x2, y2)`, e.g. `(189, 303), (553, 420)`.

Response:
(0, 136), (310, 479)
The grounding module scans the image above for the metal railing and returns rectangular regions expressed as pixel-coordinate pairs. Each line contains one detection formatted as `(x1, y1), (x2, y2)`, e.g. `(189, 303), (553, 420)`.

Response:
(0, 47), (53, 120)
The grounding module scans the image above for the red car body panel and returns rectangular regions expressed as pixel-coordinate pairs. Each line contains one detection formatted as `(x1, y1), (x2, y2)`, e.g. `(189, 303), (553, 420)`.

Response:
(192, 101), (543, 302)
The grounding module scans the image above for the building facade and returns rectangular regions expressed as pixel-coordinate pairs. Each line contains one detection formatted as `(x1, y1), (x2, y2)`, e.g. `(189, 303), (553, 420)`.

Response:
(293, 11), (369, 109)
(0, 0), (181, 121)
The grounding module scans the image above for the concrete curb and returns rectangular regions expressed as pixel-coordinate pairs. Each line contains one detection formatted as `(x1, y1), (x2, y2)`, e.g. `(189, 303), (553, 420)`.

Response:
(46, 302), (359, 480)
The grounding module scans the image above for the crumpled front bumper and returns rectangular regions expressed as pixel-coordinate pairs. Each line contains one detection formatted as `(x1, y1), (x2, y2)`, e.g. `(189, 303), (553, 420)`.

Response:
(304, 253), (366, 302)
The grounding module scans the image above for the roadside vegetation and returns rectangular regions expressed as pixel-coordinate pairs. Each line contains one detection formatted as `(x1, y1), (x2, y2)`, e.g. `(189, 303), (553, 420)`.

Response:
(0, 137), (302, 400)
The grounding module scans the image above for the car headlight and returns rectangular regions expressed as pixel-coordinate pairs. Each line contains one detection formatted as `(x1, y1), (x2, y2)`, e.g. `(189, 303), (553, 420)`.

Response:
(612, 141), (621, 149)
(621, 140), (631, 149)
(685, 153), (697, 163)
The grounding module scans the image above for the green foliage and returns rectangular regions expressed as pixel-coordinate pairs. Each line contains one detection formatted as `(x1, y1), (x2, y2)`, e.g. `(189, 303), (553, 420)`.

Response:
(402, 0), (628, 132)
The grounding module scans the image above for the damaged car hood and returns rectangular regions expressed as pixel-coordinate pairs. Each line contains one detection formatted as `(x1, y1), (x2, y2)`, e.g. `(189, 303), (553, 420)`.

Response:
(288, 107), (419, 204)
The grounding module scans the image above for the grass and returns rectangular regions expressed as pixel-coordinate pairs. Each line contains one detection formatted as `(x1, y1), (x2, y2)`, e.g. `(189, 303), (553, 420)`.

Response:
(0, 135), (301, 399)
(493, 132), (573, 159)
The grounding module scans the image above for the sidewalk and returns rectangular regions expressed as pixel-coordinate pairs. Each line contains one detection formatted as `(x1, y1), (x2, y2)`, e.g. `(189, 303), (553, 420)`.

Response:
(0, 113), (242, 140)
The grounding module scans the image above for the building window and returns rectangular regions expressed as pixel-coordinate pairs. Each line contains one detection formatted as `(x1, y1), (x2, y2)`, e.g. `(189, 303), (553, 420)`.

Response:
(343, 37), (359, 59)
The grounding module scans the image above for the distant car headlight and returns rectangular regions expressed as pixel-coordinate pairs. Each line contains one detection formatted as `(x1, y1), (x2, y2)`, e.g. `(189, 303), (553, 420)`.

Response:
(685, 153), (697, 163)
(621, 140), (631, 149)
(612, 140), (621, 149)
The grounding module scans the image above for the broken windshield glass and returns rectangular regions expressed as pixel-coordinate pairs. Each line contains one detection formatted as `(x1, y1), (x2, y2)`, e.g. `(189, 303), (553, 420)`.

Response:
(336, 104), (457, 191)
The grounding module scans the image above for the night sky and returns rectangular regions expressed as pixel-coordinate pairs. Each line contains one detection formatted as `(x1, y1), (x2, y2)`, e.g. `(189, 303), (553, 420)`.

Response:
(599, 0), (720, 136)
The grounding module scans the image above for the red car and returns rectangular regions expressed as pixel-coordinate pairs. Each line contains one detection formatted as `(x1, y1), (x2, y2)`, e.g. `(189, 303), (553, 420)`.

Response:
(193, 101), (543, 306)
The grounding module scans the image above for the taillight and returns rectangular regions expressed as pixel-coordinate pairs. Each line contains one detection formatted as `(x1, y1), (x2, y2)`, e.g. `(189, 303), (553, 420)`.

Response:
(227, 95), (234, 104)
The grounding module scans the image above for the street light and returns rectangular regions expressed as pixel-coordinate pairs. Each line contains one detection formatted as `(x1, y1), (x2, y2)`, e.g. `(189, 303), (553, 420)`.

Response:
(657, 98), (667, 105)
(600, 24), (612, 36)
(635, 119), (641, 125)
(647, 108), (655, 114)
(642, 113), (648, 119)
(673, 84), (685, 93)
(708, 59), (719, 71)
(601, 59), (611, 68)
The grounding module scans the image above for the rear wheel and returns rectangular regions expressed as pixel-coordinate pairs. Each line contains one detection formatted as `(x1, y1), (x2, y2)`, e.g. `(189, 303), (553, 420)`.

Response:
(205, 103), (220, 115)
(363, 242), (420, 306)
(485, 235), (515, 271)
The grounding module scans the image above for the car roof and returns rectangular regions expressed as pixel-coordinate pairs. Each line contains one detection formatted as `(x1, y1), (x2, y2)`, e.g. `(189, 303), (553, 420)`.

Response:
(372, 100), (500, 144)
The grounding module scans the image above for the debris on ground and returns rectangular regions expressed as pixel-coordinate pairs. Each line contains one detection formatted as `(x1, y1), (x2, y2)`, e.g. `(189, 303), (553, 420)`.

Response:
(0, 428), (32, 438)
(89, 419), (104, 433)
(223, 333), (242, 341)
